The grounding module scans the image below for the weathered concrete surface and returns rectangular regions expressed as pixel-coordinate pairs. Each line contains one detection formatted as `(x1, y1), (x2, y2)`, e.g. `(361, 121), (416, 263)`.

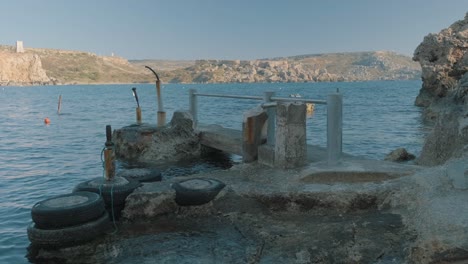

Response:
(197, 124), (243, 156)
(29, 158), (468, 263)
(275, 102), (307, 168)
(113, 111), (200, 165)
(33, 156), (458, 263)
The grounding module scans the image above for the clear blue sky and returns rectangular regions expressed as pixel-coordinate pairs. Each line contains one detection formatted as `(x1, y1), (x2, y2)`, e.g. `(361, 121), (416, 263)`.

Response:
(1, 0), (466, 60)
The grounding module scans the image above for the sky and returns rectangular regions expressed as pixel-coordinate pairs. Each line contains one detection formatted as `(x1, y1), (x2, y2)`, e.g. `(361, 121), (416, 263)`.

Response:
(1, 0), (467, 60)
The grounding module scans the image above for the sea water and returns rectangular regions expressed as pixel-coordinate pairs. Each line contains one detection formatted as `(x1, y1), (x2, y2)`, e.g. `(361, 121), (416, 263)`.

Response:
(0, 81), (429, 263)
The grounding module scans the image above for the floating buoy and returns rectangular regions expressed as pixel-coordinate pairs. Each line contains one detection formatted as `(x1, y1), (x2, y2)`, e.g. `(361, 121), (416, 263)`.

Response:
(44, 117), (50, 124)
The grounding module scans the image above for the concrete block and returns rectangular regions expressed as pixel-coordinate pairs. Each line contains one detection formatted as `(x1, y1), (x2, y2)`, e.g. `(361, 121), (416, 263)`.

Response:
(275, 102), (307, 169)
(258, 144), (275, 167)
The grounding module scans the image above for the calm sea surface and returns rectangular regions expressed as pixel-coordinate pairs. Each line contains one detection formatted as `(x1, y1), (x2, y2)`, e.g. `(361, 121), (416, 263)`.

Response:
(0, 81), (429, 263)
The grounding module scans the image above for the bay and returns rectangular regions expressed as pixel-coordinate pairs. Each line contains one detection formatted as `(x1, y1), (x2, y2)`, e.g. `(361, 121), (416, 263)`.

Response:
(0, 80), (428, 263)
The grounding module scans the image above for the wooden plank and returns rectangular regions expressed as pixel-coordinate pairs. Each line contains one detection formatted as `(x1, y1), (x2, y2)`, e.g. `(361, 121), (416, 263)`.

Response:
(198, 124), (243, 156)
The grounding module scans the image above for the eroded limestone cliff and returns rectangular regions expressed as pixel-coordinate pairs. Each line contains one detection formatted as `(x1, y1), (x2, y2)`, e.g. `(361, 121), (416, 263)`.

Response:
(414, 13), (468, 166)
(0, 48), (51, 86)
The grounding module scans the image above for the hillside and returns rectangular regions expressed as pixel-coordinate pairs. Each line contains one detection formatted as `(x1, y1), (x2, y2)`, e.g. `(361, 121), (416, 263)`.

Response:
(0, 45), (420, 86)
(154, 51), (421, 83)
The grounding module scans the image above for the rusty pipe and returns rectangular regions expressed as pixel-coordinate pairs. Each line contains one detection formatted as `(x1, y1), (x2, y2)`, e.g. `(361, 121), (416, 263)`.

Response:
(145, 66), (165, 126)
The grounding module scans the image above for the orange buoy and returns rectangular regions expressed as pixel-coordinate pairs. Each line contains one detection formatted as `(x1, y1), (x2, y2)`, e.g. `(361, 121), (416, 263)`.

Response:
(44, 117), (51, 124)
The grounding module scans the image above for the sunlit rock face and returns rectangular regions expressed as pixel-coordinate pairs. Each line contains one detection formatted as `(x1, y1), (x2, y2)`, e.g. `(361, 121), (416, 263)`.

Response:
(0, 51), (51, 86)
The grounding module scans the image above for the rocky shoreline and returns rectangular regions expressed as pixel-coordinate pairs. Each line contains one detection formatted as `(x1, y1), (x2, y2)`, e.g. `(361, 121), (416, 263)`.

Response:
(26, 12), (468, 264)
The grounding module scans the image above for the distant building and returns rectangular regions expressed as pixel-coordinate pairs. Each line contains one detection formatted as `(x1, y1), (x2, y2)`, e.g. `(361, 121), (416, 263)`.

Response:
(16, 41), (24, 53)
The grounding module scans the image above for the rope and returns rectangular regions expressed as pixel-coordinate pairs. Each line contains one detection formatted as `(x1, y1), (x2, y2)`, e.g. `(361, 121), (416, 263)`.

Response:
(100, 147), (118, 234)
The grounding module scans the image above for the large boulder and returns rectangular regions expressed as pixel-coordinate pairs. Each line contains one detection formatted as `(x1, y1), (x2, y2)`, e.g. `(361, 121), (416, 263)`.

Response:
(113, 111), (200, 165)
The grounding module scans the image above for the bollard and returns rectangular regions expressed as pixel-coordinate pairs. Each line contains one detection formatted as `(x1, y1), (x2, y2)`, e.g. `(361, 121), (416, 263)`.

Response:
(136, 107), (142, 124)
(104, 125), (116, 181)
(189, 89), (198, 129)
(132, 87), (142, 124)
(327, 91), (343, 165)
(263, 91), (276, 146)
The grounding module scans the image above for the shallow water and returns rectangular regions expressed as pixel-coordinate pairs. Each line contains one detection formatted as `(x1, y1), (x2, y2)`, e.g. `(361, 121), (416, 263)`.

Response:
(0, 81), (428, 263)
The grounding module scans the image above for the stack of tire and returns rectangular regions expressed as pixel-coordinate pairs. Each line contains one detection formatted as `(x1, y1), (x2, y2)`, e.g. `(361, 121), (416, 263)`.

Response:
(28, 191), (109, 248)
(73, 176), (142, 220)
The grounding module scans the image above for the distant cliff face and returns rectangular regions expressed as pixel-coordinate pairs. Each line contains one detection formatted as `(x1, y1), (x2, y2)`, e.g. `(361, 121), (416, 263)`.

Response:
(0, 48), (51, 86)
(0, 45), (420, 86)
(413, 13), (468, 109)
(159, 51), (420, 83)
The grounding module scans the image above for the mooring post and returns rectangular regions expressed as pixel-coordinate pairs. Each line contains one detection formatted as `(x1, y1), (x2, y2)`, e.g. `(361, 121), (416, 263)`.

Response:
(132, 87), (142, 124)
(104, 125), (116, 181)
(327, 90), (343, 165)
(189, 89), (198, 128)
(263, 91), (276, 145)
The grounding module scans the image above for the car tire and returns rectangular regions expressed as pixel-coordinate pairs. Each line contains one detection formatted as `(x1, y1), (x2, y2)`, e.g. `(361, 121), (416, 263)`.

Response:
(118, 168), (162, 183)
(27, 213), (109, 248)
(31, 191), (105, 230)
(73, 176), (140, 206)
(172, 178), (225, 206)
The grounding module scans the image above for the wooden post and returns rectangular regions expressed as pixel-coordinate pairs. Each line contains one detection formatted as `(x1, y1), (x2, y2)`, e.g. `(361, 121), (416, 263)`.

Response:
(136, 107), (142, 124)
(57, 95), (62, 115)
(327, 91), (343, 165)
(189, 89), (198, 128)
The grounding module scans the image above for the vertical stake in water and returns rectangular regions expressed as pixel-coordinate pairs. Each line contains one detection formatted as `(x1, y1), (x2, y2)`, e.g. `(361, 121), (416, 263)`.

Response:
(104, 125), (116, 181)
(189, 89), (198, 129)
(263, 91), (276, 145)
(327, 90), (343, 165)
(145, 66), (166, 127)
(132, 87), (142, 124)
(57, 95), (62, 115)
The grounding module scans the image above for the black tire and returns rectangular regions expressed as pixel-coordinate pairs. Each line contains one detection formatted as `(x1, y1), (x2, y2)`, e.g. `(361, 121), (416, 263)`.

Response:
(172, 178), (225, 206)
(118, 168), (162, 183)
(31, 191), (105, 230)
(73, 177), (141, 206)
(27, 213), (109, 248)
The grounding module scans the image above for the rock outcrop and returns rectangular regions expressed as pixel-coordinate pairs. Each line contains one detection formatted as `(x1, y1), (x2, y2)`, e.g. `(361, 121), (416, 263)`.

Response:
(414, 13), (468, 166)
(113, 111), (200, 165)
(413, 12), (468, 115)
(0, 48), (51, 86)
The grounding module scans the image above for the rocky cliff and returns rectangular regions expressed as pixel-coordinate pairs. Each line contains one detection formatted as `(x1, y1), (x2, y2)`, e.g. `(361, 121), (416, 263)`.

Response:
(414, 13), (468, 166)
(0, 46), (51, 86)
(413, 13), (468, 116)
(159, 51), (420, 83)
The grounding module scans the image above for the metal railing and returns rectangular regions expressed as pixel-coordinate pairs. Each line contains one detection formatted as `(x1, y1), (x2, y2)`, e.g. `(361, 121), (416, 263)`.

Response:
(188, 89), (342, 164)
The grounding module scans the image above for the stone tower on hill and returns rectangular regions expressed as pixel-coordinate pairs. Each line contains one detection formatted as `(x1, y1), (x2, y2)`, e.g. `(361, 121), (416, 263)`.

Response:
(16, 41), (24, 53)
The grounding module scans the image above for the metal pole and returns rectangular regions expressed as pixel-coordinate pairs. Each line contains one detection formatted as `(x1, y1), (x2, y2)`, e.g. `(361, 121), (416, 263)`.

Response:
(104, 125), (115, 181)
(189, 89), (198, 128)
(327, 92), (343, 165)
(263, 91), (275, 145)
(145, 66), (166, 127)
